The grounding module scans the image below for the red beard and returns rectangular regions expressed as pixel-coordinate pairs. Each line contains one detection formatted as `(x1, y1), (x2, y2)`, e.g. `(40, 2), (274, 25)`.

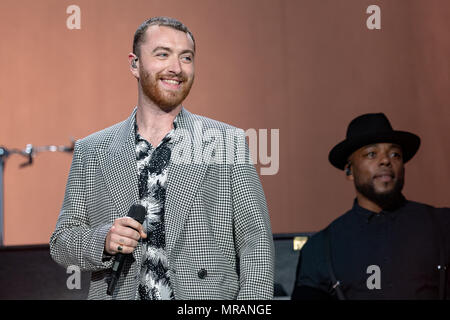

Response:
(139, 68), (194, 112)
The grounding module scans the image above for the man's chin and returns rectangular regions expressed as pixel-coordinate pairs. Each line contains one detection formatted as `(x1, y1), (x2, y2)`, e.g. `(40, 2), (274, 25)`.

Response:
(367, 190), (403, 210)
(142, 89), (186, 112)
(356, 181), (404, 211)
(157, 94), (186, 112)
(373, 186), (396, 196)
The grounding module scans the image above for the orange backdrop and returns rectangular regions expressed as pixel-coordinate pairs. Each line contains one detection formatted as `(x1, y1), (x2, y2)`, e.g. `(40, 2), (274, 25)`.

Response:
(0, 0), (449, 245)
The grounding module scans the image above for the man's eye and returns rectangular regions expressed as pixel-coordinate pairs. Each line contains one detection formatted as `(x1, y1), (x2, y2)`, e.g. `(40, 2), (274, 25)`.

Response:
(366, 151), (376, 158)
(181, 56), (192, 62)
(391, 152), (402, 158)
(156, 53), (168, 57)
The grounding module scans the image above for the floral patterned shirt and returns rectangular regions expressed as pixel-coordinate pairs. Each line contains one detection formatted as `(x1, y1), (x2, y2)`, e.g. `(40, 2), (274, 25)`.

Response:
(135, 119), (177, 300)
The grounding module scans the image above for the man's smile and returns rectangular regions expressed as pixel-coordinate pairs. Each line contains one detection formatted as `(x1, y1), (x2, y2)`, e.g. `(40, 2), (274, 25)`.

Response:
(373, 170), (394, 183)
(159, 78), (183, 89)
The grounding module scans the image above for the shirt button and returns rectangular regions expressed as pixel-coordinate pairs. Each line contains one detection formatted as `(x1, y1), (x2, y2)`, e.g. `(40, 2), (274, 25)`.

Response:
(198, 268), (207, 279)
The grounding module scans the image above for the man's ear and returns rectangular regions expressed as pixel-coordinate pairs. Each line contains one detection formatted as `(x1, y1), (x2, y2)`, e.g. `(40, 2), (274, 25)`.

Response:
(345, 166), (351, 176)
(128, 53), (139, 79)
(345, 163), (353, 181)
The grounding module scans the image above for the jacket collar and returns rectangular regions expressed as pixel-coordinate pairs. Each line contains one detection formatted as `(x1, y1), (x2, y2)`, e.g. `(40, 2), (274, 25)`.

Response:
(352, 195), (407, 223)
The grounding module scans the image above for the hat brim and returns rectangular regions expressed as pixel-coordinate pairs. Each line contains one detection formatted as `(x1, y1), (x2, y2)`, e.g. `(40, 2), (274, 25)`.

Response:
(328, 131), (421, 170)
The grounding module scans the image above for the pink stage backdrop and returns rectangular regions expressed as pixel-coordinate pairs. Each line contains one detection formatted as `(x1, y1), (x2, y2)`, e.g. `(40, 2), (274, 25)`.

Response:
(0, 0), (449, 245)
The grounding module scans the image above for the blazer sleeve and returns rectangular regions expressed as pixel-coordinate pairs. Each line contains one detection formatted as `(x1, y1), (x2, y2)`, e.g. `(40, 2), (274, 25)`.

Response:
(49, 140), (113, 271)
(231, 130), (275, 299)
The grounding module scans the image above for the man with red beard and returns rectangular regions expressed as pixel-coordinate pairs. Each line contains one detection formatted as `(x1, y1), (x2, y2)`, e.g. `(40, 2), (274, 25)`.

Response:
(50, 17), (274, 300)
(292, 113), (450, 300)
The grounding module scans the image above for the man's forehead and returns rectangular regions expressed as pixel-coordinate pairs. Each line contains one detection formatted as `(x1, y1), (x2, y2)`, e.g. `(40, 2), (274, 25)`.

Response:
(143, 25), (194, 48)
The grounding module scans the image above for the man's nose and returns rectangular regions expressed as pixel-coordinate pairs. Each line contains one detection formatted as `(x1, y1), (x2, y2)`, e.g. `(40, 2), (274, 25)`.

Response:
(167, 57), (182, 75)
(379, 152), (391, 166)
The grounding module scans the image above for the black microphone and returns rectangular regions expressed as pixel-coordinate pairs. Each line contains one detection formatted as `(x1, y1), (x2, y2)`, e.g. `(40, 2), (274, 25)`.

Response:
(107, 204), (146, 296)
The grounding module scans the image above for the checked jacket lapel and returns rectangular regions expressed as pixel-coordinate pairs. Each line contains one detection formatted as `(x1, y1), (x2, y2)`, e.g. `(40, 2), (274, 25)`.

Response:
(96, 108), (143, 268)
(164, 108), (211, 259)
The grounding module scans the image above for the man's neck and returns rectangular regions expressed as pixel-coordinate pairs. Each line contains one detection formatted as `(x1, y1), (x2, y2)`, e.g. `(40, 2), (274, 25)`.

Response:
(355, 191), (405, 213)
(136, 97), (182, 147)
(355, 193), (383, 213)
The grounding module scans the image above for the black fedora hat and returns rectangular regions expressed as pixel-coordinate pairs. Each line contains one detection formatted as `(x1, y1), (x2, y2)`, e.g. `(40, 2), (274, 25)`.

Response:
(329, 113), (421, 170)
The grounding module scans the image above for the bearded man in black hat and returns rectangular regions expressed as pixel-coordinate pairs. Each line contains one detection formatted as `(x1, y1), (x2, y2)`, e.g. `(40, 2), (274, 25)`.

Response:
(291, 113), (450, 300)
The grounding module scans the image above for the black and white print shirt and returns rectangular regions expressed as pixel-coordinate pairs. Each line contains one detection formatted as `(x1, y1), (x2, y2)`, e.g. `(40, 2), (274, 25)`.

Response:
(135, 119), (177, 300)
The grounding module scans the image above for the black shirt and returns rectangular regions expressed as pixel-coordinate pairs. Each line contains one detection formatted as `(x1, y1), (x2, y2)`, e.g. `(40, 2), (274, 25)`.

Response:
(293, 198), (450, 299)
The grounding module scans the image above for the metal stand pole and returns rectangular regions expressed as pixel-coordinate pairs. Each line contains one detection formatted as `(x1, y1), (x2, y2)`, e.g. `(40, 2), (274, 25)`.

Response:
(0, 151), (5, 247)
(0, 143), (73, 247)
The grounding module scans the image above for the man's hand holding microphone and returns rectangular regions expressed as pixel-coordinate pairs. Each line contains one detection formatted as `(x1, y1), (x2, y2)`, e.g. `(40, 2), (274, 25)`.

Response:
(104, 216), (147, 255)
(104, 204), (147, 296)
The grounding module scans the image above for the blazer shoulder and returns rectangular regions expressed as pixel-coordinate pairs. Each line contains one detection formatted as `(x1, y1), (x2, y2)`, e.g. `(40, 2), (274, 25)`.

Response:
(188, 112), (240, 132)
(76, 118), (128, 151)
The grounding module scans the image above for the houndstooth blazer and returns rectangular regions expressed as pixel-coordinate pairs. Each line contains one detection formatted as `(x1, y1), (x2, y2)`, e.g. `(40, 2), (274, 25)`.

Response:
(50, 107), (274, 300)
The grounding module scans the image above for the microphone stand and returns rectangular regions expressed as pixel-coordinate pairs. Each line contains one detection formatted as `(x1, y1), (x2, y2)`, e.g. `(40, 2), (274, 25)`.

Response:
(0, 149), (5, 247)
(0, 141), (74, 247)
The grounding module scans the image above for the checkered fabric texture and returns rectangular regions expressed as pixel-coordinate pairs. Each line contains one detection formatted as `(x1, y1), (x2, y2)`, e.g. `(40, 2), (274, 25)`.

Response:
(50, 107), (274, 300)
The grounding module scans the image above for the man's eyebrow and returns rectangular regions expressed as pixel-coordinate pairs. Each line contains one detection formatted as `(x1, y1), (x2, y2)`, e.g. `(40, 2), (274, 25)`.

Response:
(180, 49), (195, 57)
(389, 144), (402, 150)
(152, 47), (195, 57)
(152, 46), (172, 53)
